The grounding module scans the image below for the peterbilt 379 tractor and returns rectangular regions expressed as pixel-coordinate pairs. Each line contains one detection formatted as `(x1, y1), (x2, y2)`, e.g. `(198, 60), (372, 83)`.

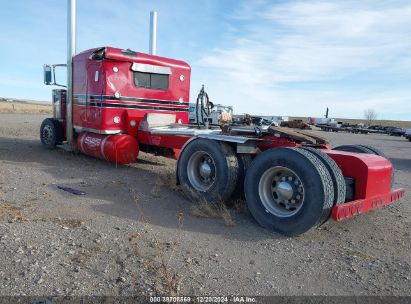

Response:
(40, 2), (405, 236)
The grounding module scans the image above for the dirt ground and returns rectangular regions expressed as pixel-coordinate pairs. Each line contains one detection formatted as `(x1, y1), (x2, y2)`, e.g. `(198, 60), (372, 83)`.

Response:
(0, 113), (410, 297)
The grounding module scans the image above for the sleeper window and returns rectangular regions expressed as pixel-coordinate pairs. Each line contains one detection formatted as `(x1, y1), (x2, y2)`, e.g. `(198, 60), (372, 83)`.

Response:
(134, 72), (169, 90)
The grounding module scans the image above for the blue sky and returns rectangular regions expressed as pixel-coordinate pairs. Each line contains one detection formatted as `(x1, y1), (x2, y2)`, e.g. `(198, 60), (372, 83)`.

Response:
(0, 0), (410, 120)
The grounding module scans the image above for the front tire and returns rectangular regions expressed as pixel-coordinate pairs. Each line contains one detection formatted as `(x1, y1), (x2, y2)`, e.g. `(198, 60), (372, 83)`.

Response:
(244, 147), (334, 236)
(40, 118), (61, 149)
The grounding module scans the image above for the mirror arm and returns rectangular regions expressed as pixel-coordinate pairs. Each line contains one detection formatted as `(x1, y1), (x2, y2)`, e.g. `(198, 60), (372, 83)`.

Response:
(46, 64), (67, 87)
(53, 83), (67, 88)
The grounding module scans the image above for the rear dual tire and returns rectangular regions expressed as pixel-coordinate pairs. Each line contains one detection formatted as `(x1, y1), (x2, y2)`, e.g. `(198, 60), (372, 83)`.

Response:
(332, 144), (373, 154)
(244, 147), (337, 236)
(301, 147), (346, 206)
(178, 142), (347, 236)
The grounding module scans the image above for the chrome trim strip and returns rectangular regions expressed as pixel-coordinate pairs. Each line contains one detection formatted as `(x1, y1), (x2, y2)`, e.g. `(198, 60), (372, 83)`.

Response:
(131, 62), (171, 75)
(74, 126), (121, 135)
(90, 106), (188, 112)
(73, 94), (186, 104)
(196, 134), (257, 144)
(148, 127), (220, 136)
(73, 102), (188, 112)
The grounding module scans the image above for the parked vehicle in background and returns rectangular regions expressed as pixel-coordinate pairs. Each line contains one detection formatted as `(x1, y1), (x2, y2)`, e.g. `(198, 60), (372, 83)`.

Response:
(387, 127), (406, 137)
(366, 125), (387, 134)
(404, 129), (411, 141)
(232, 115), (286, 126)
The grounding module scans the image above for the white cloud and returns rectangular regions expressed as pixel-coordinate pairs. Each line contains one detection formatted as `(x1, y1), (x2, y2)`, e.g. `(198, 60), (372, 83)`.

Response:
(195, 1), (411, 119)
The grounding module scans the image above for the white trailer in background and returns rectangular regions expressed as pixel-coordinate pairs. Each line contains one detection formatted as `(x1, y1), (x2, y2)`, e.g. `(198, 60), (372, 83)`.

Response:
(308, 117), (340, 126)
(189, 103), (233, 125)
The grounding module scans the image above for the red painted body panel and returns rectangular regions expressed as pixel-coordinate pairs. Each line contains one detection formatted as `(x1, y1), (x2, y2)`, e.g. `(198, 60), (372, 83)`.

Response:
(137, 130), (190, 159)
(324, 150), (392, 199)
(72, 50), (106, 130)
(137, 131), (190, 150)
(72, 47), (190, 134)
(331, 188), (405, 221)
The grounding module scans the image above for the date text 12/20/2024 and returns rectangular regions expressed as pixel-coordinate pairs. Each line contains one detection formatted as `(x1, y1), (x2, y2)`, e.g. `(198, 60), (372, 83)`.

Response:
(150, 296), (257, 303)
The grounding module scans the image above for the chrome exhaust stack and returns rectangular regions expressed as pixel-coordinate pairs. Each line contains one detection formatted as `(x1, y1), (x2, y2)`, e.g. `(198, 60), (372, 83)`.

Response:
(66, 0), (77, 146)
(149, 11), (157, 55)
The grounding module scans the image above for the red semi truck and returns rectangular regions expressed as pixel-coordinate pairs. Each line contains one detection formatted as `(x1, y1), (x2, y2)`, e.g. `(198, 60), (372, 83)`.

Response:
(40, 5), (404, 236)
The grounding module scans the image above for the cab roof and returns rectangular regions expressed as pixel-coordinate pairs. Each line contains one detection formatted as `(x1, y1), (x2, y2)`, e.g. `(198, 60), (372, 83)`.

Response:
(74, 46), (190, 70)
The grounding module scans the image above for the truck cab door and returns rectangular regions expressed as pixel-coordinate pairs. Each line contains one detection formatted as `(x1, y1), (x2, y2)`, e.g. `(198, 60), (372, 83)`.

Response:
(85, 62), (103, 130)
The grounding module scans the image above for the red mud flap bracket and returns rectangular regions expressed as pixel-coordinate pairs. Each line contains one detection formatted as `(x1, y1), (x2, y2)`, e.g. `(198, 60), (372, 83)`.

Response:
(331, 188), (405, 221)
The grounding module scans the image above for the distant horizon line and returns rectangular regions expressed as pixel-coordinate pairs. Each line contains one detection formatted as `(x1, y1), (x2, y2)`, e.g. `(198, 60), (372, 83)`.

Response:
(1, 96), (410, 122)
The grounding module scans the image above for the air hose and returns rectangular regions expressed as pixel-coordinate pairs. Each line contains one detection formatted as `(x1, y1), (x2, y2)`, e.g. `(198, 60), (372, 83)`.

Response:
(195, 85), (214, 128)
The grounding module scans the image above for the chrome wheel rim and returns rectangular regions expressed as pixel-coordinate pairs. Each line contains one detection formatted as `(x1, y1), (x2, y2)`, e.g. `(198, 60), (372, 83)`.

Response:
(258, 166), (304, 217)
(187, 151), (216, 191)
(42, 124), (54, 145)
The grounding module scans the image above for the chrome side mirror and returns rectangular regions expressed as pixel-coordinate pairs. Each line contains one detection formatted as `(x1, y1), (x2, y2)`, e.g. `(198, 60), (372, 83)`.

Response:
(43, 64), (67, 87)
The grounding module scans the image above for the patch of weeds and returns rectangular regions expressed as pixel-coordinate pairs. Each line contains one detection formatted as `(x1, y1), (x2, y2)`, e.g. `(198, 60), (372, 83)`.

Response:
(57, 218), (84, 228)
(230, 198), (250, 216)
(190, 198), (235, 227)
(338, 247), (375, 261)
(25, 197), (39, 203)
(150, 176), (163, 198)
(71, 245), (102, 265)
(32, 217), (84, 228)
(0, 202), (25, 223)
(159, 171), (180, 192)
(130, 196), (191, 295)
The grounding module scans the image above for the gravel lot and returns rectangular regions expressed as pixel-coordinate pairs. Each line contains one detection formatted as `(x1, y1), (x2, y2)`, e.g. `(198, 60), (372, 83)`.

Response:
(0, 113), (410, 296)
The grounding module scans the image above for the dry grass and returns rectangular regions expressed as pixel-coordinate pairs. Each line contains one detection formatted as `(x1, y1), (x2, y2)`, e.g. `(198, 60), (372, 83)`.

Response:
(71, 245), (102, 265)
(149, 171), (181, 198)
(150, 176), (162, 198)
(190, 198), (235, 227)
(0, 101), (52, 114)
(231, 198), (250, 215)
(32, 217), (84, 228)
(0, 202), (25, 223)
(160, 171), (181, 192)
(52, 217), (84, 228)
(130, 195), (190, 295)
(338, 247), (375, 261)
